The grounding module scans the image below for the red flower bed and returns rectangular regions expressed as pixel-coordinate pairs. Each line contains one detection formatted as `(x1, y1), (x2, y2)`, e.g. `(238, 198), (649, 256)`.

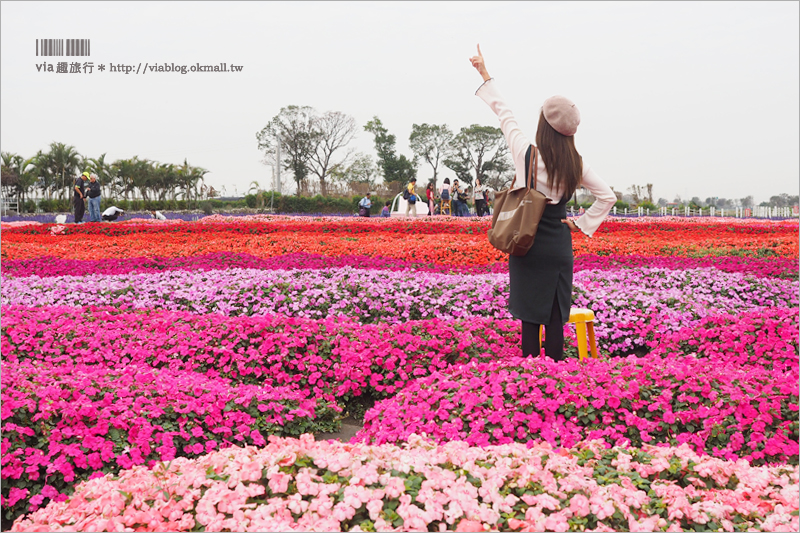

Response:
(2, 218), (796, 262)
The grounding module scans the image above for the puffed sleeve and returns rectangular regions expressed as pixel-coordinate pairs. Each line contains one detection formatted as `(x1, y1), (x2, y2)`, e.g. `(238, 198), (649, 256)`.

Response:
(476, 79), (531, 173)
(574, 165), (616, 237)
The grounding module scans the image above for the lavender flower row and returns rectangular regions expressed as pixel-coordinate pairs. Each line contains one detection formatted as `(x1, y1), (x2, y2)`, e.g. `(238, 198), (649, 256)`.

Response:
(3, 267), (795, 354)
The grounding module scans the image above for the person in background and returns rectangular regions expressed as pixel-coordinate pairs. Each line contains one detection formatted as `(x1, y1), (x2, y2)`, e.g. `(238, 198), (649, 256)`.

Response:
(405, 178), (420, 217)
(473, 177), (488, 216)
(426, 182), (435, 216)
(439, 178), (452, 215)
(73, 171), (89, 223)
(470, 43), (616, 361)
(85, 173), (102, 222)
(359, 192), (372, 217)
(381, 201), (391, 217)
(457, 183), (471, 216)
(451, 179), (463, 217)
(484, 187), (495, 215)
(102, 206), (125, 221)
(151, 210), (167, 220)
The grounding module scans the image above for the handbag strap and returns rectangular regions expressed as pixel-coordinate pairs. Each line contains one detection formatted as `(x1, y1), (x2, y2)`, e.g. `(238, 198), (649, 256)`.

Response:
(526, 145), (538, 191)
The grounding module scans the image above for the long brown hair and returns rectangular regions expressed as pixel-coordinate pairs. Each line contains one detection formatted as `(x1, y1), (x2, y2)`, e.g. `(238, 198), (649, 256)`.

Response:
(535, 111), (582, 200)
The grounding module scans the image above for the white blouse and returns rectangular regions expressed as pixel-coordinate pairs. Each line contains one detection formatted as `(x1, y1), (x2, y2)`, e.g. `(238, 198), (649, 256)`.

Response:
(476, 78), (616, 238)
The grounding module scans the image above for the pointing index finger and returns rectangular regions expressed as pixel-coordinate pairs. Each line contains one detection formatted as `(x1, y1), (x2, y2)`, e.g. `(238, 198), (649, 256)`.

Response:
(477, 43), (483, 56)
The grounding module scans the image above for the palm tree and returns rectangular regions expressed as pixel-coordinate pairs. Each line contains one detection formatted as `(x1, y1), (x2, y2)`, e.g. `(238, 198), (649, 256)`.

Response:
(113, 158), (144, 201)
(3, 152), (43, 211)
(153, 163), (177, 201)
(48, 142), (81, 200)
(11, 155), (38, 211)
(87, 153), (115, 199)
(1, 152), (19, 205)
(176, 159), (208, 203)
(32, 150), (55, 200)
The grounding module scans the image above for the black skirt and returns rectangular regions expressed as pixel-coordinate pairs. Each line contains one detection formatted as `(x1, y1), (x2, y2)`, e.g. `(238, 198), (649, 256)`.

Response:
(508, 199), (572, 325)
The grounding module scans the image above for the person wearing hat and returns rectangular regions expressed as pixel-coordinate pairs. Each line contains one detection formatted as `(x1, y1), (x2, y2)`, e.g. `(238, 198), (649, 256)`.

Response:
(470, 44), (616, 361)
(85, 173), (102, 222)
(73, 171), (90, 223)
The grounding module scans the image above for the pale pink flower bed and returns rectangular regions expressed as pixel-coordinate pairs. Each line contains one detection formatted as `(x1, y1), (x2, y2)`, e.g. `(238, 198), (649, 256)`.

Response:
(11, 434), (799, 532)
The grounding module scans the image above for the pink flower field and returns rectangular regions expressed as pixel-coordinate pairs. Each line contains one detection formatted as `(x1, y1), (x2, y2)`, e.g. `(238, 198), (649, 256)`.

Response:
(1, 215), (798, 531)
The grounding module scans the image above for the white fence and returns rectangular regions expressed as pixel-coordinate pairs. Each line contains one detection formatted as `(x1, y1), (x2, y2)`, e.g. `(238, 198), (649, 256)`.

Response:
(585, 205), (799, 219)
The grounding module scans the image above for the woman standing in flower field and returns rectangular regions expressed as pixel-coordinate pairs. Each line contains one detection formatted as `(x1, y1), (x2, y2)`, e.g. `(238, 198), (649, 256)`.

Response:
(473, 177), (488, 217)
(471, 44), (617, 360)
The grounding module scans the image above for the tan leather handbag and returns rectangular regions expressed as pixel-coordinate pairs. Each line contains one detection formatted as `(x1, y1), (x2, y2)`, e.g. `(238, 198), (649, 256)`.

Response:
(487, 145), (548, 256)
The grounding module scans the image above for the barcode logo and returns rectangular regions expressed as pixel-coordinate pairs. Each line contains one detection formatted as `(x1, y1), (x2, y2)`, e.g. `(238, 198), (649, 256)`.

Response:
(36, 39), (90, 56)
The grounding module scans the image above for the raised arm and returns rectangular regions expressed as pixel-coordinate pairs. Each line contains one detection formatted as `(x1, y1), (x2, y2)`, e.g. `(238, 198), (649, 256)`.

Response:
(469, 44), (492, 82)
(470, 45), (531, 183)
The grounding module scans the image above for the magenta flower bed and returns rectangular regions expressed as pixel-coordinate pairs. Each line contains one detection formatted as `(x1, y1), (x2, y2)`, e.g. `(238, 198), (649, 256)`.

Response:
(1, 252), (796, 279)
(10, 435), (799, 532)
(650, 307), (799, 371)
(354, 338), (799, 466)
(0, 359), (339, 521)
(1, 306), (519, 402)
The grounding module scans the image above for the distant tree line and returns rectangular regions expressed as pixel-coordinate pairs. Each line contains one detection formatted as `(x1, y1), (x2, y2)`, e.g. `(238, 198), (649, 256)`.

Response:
(1, 143), (210, 213)
(256, 106), (514, 196)
(3, 124), (794, 214)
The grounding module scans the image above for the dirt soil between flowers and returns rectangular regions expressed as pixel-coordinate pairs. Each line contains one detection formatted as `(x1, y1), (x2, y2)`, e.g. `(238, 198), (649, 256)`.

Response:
(315, 416), (364, 442)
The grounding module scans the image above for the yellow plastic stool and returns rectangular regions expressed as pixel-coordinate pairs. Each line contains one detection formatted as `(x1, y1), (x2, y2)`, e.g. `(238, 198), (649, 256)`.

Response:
(539, 308), (599, 360)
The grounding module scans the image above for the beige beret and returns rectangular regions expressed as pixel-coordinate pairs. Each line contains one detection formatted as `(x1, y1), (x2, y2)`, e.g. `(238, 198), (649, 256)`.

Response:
(542, 95), (581, 136)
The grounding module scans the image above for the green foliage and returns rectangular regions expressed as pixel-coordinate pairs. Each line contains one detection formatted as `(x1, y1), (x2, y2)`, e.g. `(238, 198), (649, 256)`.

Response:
(567, 199), (594, 209)
(37, 198), (71, 213)
(614, 200), (629, 210)
(443, 124), (512, 191)
(409, 123), (454, 185)
(328, 154), (379, 190)
(257, 106), (319, 195)
(267, 194), (390, 215)
(29, 198), (249, 214)
(364, 117), (417, 184)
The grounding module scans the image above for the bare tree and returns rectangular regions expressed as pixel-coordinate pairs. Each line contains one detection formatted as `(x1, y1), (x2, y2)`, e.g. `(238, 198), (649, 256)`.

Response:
(628, 185), (644, 204)
(308, 111), (357, 196)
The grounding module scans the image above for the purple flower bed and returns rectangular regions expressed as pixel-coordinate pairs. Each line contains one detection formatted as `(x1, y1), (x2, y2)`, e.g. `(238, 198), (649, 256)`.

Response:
(3, 266), (795, 356)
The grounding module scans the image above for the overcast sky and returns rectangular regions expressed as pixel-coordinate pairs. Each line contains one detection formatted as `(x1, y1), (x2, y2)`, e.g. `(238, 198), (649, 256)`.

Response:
(2, 1), (798, 204)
